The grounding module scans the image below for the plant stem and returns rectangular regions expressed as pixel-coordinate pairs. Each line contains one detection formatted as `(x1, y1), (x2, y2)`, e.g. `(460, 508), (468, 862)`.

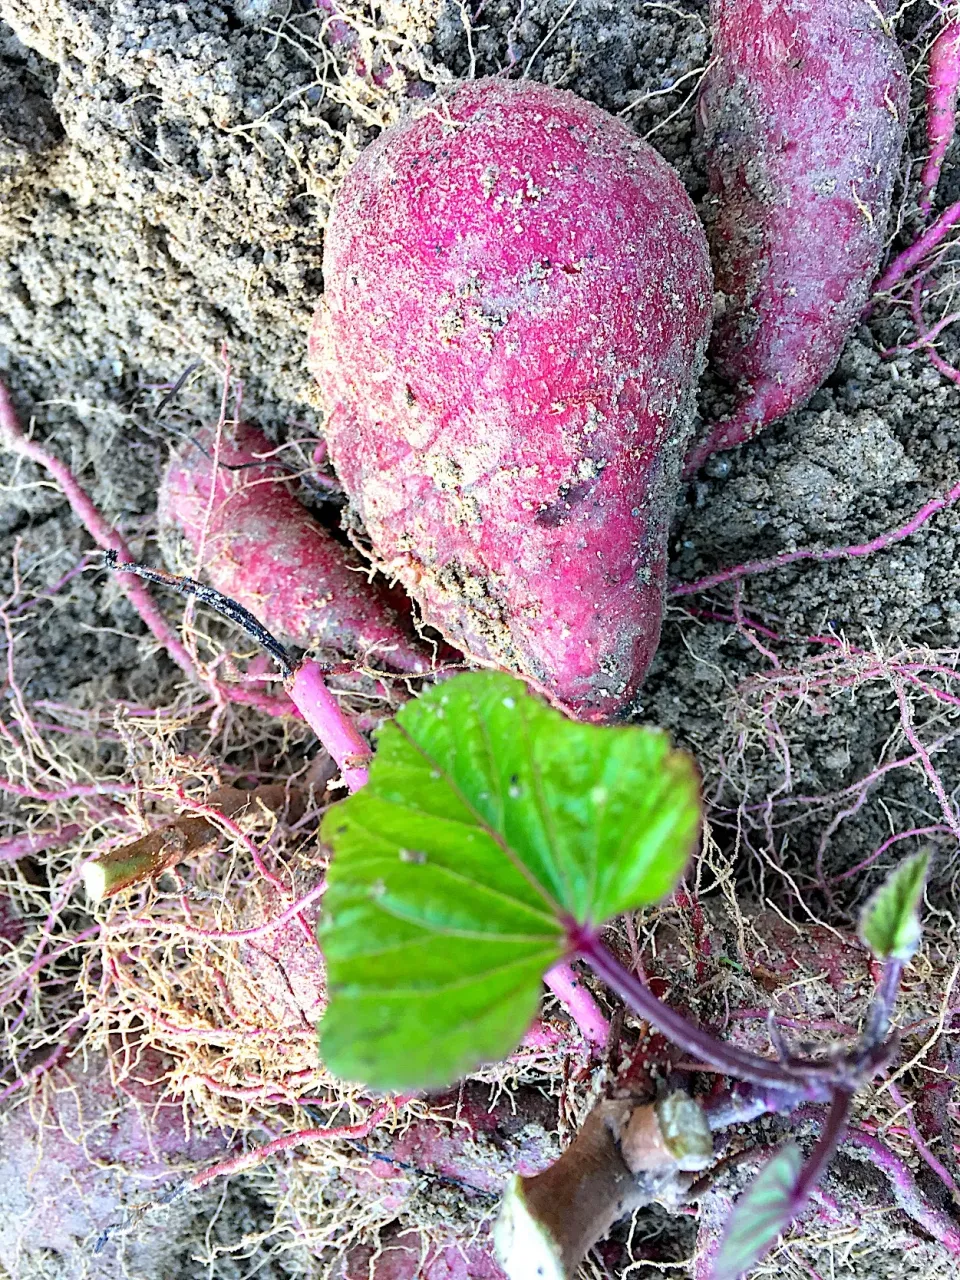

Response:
(575, 931), (837, 1091)
(861, 957), (903, 1052)
(790, 1089), (852, 1211)
(83, 818), (219, 901)
(287, 660), (371, 792)
(703, 1080), (831, 1131)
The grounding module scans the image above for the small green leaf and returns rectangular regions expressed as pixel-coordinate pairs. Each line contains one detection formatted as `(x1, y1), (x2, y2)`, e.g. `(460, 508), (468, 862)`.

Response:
(859, 851), (930, 962)
(713, 1145), (803, 1280)
(318, 671), (700, 1089)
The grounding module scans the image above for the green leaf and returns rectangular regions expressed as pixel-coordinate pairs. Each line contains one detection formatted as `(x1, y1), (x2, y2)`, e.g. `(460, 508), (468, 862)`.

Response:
(713, 1145), (803, 1280)
(859, 851), (930, 962)
(318, 671), (700, 1089)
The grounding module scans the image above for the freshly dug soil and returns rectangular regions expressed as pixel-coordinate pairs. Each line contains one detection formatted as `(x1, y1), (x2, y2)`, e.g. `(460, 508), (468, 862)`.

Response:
(2, 2), (959, 1278)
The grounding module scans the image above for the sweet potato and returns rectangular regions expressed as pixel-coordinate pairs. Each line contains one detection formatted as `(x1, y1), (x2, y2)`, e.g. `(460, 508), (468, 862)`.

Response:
(324, 1082), (557, 1279)
(0, 1048), (223, 1275)
(310, 76), (712, 720)
(685, 0), (908, 473)
(159, 422), (434, 674)
(338, 1231), (505, 1280)
(233, 881), (327, 1029)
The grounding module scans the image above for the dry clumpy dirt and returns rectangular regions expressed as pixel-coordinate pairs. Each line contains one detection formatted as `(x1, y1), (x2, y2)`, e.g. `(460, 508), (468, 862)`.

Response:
(1, 1), (960, 1278)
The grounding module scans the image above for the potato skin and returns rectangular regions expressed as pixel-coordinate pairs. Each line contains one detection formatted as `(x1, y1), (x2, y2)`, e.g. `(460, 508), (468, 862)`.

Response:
(0, 1050), (222, 1273)
(686, 0), (908, 473)
(159, 423), (432, 674)
(311, 77), (712, 721)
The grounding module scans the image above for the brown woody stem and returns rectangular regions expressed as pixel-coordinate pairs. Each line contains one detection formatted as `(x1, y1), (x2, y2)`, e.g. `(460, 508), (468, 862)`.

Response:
(494, 1093), (711, 1280)
(83, 785), (301, 901)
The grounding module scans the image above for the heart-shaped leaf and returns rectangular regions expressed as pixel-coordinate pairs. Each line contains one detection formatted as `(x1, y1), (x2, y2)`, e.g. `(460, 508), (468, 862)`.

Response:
(318, 671), (700, 1088)
(712, 1144), (803, 1280)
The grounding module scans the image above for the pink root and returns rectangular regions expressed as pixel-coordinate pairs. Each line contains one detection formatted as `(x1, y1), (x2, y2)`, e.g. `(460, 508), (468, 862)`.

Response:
(671, 478), (960, 598)
(872, 198), (960, 299)
(173, 786), (290, 895)
(0, 824), (83, 863)
(7, 554), (97, 619)
(104, 880), (327, 944)
(0, 380), (299, 720)
(918, 16), (960, 221)
(828, 825), (954, 885)
(891, 678), (960, 840)
(0, 923), (101, 1010)
(880, 307), (960, 357)
(909, 278), (960, 386)
(0, 1028), (83, 1106)
(543, 961), (610, 1048)
(0, 381), (204, 686)
(186, 1096), (409, 1190)
(888, 1081), (960, 1204)
(841, 1125), (960, 1256)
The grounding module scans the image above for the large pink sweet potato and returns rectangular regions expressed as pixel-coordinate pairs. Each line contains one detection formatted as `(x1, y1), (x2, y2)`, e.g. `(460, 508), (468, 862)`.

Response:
(310, 77), (712, 721)
(685, 0), (908, 473)
(160, 423), (433, 674)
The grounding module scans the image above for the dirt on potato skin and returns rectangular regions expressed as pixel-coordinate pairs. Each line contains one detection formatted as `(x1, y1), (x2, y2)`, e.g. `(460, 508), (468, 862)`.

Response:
(1, 1), (960, 1278)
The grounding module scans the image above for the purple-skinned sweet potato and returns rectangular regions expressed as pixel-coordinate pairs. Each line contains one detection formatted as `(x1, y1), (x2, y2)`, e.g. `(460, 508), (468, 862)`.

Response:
(0, 1048), (224, 1275)
(685, 0), (908, 474)
(322, 1082), (557, 1279)
(338, 1230), (506, 1279)
(310, 76), (712, 721)
(159, 422), (434, 674)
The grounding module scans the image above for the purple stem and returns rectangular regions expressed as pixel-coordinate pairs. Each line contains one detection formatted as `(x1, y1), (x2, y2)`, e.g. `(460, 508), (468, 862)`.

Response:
(789, 1090), (853, 1211)
(287, 660), (371, 792)
(704, 1080), (829, 1130)
(828, 1124), (960, 1257)
(574, 930), (835, 1091)
(543, 960), (610, 1047)
(861, 958), (904, 1052)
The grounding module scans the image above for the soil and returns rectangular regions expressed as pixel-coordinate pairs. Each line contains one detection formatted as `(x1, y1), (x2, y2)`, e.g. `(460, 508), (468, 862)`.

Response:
(1, 1), (959, 1278)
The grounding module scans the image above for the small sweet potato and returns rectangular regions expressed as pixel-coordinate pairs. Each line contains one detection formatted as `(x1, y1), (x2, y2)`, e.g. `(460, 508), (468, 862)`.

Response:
(310, 76), (712, 720)
(0, 1048), (223, 1275)
(159, 423), (433, 674)
(686, 0), (908, 472)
